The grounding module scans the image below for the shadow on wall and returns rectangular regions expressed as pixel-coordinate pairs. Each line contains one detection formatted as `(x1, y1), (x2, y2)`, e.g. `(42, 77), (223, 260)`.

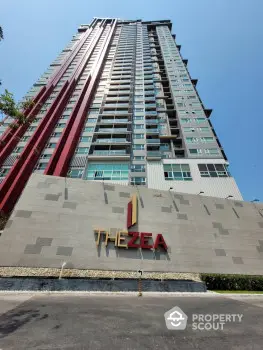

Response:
(96, 243), (170, 261)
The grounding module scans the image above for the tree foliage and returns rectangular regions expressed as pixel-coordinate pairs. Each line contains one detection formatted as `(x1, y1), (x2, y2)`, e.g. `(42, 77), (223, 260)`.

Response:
(0, 26), (3, 41)
(0, 90), (35, 129)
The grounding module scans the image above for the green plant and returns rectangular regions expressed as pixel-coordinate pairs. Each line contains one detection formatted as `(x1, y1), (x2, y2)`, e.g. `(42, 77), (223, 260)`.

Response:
(201, 273), (263, 291)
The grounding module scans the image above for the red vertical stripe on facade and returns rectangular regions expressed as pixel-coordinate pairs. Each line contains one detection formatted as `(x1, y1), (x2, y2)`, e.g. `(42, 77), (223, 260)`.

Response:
(44, 24), (106, 175)
(53, 20), (117, 176)
(0, 82), (77, 214)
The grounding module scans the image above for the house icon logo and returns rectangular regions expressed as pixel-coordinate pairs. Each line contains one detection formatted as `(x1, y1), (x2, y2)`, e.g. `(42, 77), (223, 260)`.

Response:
(164, 306), (188, 330)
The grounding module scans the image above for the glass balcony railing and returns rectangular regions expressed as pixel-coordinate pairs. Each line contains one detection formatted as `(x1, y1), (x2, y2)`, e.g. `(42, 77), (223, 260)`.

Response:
(146, 120), (158, 124)
(92, 150), (127, 156)
(146, 139), (160, 144)
(147, 151), (161, 157)
(146, 129), (159, 133)
(102, 111), (130, 114)
(96, 139), (128, 143)
(100, 119), (128, 123)
(97, 128), (128, 133)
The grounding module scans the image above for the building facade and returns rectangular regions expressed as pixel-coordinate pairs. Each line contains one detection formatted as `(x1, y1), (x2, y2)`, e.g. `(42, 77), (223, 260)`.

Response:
(0, 18), (242, 215)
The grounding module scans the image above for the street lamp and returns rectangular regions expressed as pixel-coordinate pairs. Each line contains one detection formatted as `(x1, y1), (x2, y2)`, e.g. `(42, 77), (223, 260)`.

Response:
(198, 191), (204, 195)
(226, 195), (234, 199)
(251, 199), (260, 203)
(169, 187), (173, 191)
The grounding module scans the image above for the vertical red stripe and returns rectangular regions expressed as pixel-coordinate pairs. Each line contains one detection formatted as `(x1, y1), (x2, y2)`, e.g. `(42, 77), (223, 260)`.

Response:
(53, 19), (117, 176)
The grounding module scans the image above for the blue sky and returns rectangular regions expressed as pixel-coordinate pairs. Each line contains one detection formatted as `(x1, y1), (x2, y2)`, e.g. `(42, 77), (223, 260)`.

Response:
(1, 0), (263, 201)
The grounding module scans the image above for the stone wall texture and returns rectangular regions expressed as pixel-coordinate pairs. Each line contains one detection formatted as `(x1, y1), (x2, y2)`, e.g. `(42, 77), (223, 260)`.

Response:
(1, 174), (263, 275)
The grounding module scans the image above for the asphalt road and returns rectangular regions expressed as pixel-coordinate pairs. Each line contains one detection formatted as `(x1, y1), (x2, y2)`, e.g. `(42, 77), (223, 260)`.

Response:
(0, 293), (263, 349)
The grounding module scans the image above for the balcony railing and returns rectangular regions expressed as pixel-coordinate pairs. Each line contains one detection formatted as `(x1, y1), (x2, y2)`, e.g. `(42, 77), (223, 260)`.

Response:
(146, 120), (158, 124)
(95, 138), (128, 143)
(92, 150), (127, 156)
(146, 129), (159, 133)
(97, 128), (128, 133)
(147, 151), (161, 157)
(100, 119), (129, 123)
(146, 139), (160, 144)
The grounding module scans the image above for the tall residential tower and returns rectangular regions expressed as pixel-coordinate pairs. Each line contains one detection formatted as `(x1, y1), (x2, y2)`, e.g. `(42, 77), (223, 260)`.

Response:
(0, 18), (242, 215)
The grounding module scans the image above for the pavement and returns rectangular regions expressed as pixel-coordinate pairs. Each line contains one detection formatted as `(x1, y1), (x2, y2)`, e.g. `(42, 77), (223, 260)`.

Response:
(0, 292), (262, 349)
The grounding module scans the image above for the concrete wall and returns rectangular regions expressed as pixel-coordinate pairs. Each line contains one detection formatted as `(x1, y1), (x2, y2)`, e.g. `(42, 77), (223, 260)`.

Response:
(0, 278), (206, 292)
(1, 173), (263, 275)
(147, 159), (243, 200)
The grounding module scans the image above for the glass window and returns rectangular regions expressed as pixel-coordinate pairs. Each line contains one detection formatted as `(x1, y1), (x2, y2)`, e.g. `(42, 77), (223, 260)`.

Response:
(84, 127), (94, 132)
(134, 134), (144, 139)
(200, 137), (214, 143)
(85, 163), (129, 180)
(133, 156), (145, 160)
(204, 148), (219, 155)
(133, 144), (144, 150)
(67, 168), (84, 179)
(130, 177), (146, 185)
(198, 164), (230, 177)
(189, 149), (202, 155)
(80, 136), (92, 142)
(163, 164), (192, 181)
(76, 147), (89, 154)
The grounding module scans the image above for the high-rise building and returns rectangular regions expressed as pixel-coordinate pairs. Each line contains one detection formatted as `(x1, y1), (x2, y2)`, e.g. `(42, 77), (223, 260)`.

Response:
(0, 18), (242, 215)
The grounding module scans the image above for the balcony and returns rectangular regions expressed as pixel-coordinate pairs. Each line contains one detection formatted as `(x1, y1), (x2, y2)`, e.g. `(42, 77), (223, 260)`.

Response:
(94, 138), (129, 144)
(146, 151), (161, 160)
(146, 138), (160, 144)
(99, 119), (129, 124)
(89, 149), (130, 160)
(146, 119), (158, 124)
(146, 129), (159, 133)
(96, 128), (128, 133)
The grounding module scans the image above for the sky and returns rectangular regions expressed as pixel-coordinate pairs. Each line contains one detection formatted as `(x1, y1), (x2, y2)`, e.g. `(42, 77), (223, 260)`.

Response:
(0, 0), (263, 201)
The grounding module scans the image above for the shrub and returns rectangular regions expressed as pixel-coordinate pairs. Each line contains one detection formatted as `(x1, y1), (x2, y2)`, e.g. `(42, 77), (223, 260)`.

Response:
(200, 273), (263, 291)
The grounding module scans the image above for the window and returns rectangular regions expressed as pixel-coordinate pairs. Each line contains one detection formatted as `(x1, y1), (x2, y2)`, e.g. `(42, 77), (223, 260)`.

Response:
(51, 132), (62, 137)
(181, 118), (192, 124)
(195, 118), (206, 123)
(189, 149), (202, 155)
(35, 163), (46, 170)
(40, 154), (51, 159)
(198, 127), (209, 132)
(57, 123), (66, 128)
(186, 137), (199, 143)
(21, 136), (30, 141)
(13, 147), (23, 153)
(133, 156), (145, 160)
(134, 116), (144, 120)
(76, 147), (89, 154)
(198, 164), (231, 177)
(130, 177), (146, 185)
(86, 163), (129, 180)
(204, 148), (219, 155)
(134, 124), (144, 129)
(133, 144), (145, 150)
(80, 136), (92, 142)
(163, 164), (192, 181)
(46, 143), (56, 149)
(134, 134), (144, 139)
(84, 127), (94, 132)
(200, 137), (214, 143)
(131, 165), (145, 172)
(0, 168), (10, 177)
(183, 127), (195, 133)
(87, 118), (97, 123)
(67, 168), (84, 179)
